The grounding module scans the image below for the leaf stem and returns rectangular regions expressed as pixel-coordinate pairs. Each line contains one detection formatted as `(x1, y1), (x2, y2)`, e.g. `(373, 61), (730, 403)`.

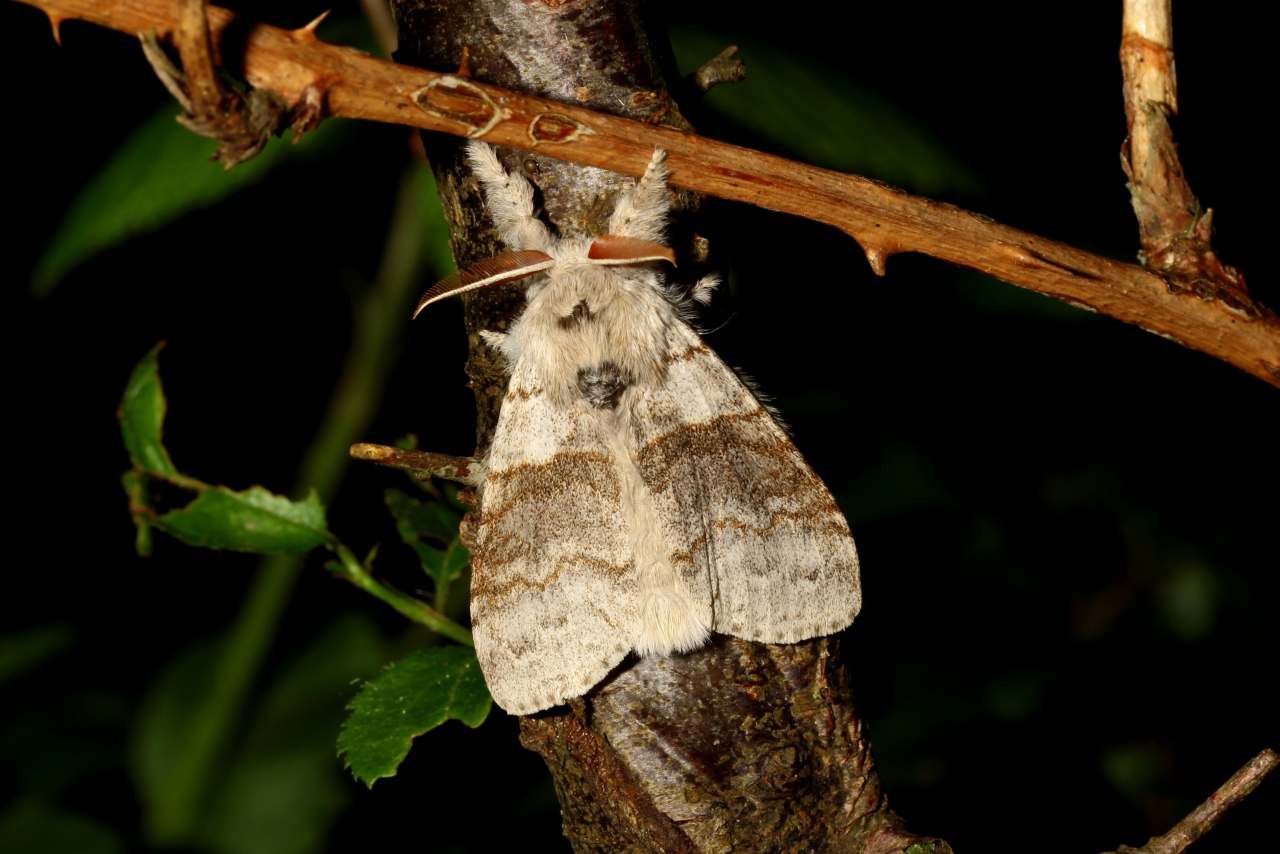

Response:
(148, 163), (434, 839)
(331, 545), (474, 647)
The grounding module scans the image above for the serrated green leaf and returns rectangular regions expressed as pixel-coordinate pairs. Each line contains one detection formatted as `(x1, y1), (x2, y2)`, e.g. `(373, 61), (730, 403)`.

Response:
(119, 343), (177, 476)
(669, 25), (981, 196)
(31, 103), (345, 296)
(385, 488), (459, 543)
(384, 489), (468, 588)
(155, 487), (331, 554)
(338, 647), (491, 786)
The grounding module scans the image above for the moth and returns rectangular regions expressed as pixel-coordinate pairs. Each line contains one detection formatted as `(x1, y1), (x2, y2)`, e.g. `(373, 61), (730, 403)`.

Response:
(416, 141), (861, 715)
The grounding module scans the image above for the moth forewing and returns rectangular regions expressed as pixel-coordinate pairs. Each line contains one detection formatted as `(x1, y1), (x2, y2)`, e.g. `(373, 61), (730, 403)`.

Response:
(470, 357), (639, 716)
(628, 323), (861, 643)
(422, 141), (861, 714)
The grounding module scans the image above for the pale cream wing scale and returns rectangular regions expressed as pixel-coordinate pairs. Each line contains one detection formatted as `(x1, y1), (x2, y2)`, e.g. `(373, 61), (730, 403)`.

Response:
(472, 357), (639, 716)
(628, 322), (862, 643)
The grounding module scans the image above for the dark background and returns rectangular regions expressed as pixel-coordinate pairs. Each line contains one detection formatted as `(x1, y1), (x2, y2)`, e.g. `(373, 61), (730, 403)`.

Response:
(2, 0), (1275, 852)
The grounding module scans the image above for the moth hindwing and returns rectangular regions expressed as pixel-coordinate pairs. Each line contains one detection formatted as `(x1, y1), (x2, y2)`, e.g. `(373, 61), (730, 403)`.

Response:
(418, 141), (861, 715)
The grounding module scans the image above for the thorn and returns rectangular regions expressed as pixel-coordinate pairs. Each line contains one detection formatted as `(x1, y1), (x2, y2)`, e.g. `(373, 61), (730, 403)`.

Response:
(456, 46), (472, 78)
(46, 11), (66, 46)
(289, 83), (325, 142)
(295, 9), (330, 40)
(864, 247), (889, 276)
(847, 228), (901, 277)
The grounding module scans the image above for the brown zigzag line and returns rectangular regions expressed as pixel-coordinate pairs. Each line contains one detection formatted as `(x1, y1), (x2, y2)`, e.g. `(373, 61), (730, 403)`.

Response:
(472, 551), (636, 599)
(485, 449), (618, 491)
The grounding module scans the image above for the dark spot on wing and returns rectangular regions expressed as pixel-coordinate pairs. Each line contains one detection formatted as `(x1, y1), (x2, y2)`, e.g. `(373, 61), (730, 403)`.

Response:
(577, 361), (632, 410)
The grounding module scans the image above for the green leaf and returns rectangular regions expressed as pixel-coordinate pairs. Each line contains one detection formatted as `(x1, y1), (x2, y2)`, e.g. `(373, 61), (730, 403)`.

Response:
(31, 103), (344, 296)
(119, 343), (177, 476)
(0, 624), (74, 690)
(439, 543), (471, 586)
(669, 25), (981, 196)
(120, 470), (155, 557)
(385, 488), (458, 543)
(338, 646), (491, 786)
(384, 488), (469, 586)
(0, 799), (123, 854)
(155, 487), (332, 554)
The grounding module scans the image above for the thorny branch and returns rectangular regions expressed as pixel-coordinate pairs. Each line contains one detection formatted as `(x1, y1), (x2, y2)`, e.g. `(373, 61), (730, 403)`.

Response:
(15, 0), (1280, 386)
(1119, 0), (1249, 310)
(1106, 749), (1278, 854)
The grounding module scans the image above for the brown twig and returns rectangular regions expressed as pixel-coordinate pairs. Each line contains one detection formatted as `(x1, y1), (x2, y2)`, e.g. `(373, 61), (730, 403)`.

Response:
(1120, 0), (1250, 312)
(16, 0), (1280, 386)
(348, 443), (482, 485)
(1107, 749), (1278, 854)
(689, 45), (746, 93)
(173, 0), (226, 114)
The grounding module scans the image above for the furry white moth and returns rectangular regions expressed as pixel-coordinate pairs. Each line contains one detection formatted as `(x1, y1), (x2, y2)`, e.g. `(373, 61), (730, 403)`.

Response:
(417, 141), (861, 715)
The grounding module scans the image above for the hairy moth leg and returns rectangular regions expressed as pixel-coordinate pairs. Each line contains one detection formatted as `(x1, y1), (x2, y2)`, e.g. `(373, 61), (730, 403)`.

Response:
(608, 149), (671, 243)
(464, 141), (551, 251)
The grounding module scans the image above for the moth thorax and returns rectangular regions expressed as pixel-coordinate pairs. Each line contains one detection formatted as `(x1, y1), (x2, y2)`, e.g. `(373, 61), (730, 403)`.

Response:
(576, 362), (632, 410)
(557, 299), (594, 329)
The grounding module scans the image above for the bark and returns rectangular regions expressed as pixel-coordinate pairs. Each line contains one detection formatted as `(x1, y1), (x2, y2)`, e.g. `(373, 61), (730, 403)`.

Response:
(391, 2), (940, 851)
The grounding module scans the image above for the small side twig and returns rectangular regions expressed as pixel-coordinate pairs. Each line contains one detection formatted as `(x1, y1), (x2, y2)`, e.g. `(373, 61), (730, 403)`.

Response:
(328, 544), (474, 646)
(1119, 0), (1249, 310)
(1107, 749), (1278, 854)
(689, 46), (746, 93)
(350, 443), (483, 486)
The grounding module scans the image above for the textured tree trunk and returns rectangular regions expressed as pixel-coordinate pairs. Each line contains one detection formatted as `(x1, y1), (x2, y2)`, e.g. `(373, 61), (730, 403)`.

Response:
(390, 2), (943, 850)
